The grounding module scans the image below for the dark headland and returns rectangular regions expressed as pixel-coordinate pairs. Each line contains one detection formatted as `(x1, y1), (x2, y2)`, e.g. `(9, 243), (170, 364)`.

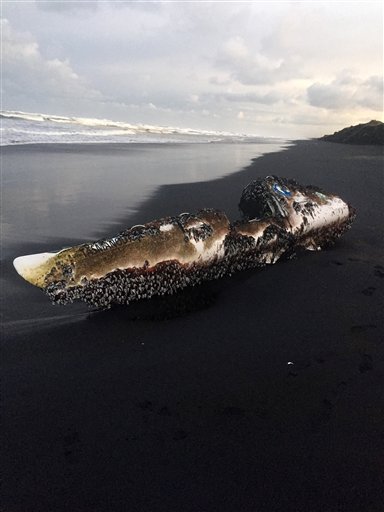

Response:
(320, 119), (384, 145)
(2, 140), (384, 512)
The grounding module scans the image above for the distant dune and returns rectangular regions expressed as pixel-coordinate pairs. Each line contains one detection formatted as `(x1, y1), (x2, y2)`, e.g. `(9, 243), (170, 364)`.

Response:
(321, 120), (384, 145)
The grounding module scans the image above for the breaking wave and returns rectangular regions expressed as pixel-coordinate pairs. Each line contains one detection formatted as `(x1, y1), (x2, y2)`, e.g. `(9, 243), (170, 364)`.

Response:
(1, 110), (279, 146)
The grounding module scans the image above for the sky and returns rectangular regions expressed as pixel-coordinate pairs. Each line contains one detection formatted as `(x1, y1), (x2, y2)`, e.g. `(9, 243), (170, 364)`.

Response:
(1, 0), (383, 138)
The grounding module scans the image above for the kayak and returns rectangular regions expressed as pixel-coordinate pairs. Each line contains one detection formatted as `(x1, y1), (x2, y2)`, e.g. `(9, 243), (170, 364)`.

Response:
(13, 176), (356, 307)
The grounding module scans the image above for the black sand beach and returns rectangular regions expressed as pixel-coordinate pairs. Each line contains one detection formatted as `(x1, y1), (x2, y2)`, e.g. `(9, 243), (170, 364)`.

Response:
(2, 140), (384, 511)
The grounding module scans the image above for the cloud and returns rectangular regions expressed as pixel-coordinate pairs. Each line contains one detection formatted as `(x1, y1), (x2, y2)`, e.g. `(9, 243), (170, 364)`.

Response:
(307, 74), (383, 112)
(307, 81), (350, 110)
(36, 1), (99, 13)
(223, 36), (249, 60)
(261, 3), (382, 78)
(209, 76), (231, 86)
(205, 91), (280, 106)
(1, 18), (103, 111)
(216, 36), (295, 86)
(215, 3), (382, 90)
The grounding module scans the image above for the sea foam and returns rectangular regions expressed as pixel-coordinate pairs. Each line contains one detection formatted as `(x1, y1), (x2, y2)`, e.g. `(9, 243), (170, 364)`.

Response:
(0, 109), (277, 146)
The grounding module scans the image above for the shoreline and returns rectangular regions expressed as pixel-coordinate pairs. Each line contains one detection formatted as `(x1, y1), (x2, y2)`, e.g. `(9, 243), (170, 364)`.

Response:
(123, 139), (382, 230)
(2, 140), (384, 512)
(0, 137), (291, 152)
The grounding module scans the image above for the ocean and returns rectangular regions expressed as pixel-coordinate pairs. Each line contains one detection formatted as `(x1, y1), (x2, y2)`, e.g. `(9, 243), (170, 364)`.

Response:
(1, 110), (282, 146)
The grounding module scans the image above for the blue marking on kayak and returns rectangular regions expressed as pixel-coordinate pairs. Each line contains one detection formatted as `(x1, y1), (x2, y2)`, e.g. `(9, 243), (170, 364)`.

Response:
(273, 183), (291, 196)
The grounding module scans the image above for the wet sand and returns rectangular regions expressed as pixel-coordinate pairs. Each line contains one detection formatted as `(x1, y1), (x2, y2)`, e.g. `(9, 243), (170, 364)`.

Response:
(2, 140), (384, 512)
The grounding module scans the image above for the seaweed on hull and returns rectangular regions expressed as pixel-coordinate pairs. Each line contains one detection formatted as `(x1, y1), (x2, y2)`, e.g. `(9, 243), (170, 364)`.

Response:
(13, 176), (356, 308)
(320, 120), (384, 146)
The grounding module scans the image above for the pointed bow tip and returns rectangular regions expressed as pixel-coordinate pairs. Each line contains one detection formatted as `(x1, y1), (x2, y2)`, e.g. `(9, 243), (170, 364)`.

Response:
(13, 252), (55, 286)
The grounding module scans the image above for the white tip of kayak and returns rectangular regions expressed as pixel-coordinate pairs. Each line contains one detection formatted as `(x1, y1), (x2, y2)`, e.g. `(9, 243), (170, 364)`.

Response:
(13, 252), (55, 284)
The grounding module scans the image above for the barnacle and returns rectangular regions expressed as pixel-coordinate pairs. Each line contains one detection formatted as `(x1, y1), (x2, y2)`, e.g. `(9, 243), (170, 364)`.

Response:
(14, 177), (356, 307)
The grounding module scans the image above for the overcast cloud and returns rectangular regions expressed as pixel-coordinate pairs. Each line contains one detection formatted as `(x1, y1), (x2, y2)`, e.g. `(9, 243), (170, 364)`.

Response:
(2, 1), (383, 137)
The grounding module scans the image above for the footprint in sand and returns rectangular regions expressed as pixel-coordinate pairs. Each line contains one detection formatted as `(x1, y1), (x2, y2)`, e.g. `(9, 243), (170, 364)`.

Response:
(173, 429), (188, 441)
(350, 324), (377, 333)
(313, 382), (348, 428)
(331, 260), (344, 266)
(157, 406), (172, 416)
(137, 400), (154, 411)
(63, 430), (81, 462)
(361, 286), (376, 296)
(287, 359), (311, 377)
(359, 353), (373, 374)
(222, 406), (246, 417)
